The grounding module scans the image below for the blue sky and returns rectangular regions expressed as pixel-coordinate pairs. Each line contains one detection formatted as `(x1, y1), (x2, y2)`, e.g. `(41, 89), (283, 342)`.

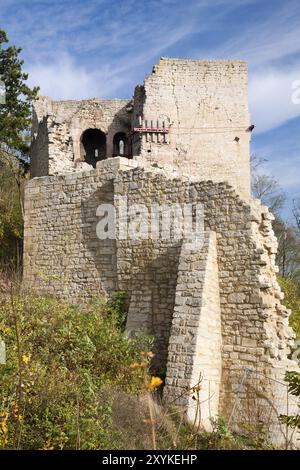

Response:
(1, 0), (300, 219)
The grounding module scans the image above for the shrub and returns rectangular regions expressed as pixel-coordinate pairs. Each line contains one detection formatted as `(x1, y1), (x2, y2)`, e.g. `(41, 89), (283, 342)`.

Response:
(278, 275), (300, 339)
(280, 371), (300, 431)
(0, 291), (152, 449)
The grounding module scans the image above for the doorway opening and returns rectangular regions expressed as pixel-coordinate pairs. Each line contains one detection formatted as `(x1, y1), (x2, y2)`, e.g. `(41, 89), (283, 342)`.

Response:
(81, 129), (106, 167)
(113, 132), (129, 157)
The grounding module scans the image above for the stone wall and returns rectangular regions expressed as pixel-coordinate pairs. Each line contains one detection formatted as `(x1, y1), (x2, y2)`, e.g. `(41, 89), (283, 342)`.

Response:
(132, 58), (251, 197)
(114, 167), (184, 373)
(164, 231), (222, 429)
(30, 58), (252, 198)
(23, 158), (297, 442)
(23, 165), (118, 302)
(30, 96), (132, 176)
(30, 116), (49, 177)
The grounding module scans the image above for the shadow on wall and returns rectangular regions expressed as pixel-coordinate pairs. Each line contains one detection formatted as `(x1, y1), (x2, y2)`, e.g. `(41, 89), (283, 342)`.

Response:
(148, 246), (181, 376)
(80, 128), (107, 167)
(30, 116), (50, 177)
(107, 104), (132, 159)
(80, 181), (118, 297)
(118, 240), (182, 377)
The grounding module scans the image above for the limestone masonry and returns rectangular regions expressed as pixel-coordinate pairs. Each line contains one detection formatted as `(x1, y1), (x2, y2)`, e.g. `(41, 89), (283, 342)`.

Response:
(25, 58), (298, 444)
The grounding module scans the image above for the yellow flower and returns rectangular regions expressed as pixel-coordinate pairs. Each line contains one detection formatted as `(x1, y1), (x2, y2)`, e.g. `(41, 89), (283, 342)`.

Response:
(1, 420), (8, 434)
(147, 376), (163, 390)
(0, 412), (8, 435)
(22, 354), (30, 364)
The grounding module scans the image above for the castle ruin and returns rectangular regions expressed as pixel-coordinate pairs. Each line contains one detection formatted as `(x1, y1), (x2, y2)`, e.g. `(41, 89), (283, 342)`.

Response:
(24, 58), (298, 444)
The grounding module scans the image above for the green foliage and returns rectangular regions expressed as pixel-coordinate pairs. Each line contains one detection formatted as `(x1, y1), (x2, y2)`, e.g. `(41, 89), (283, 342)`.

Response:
(285, 371), (300, 396)
(275, 221), (300, 284)
(280, 372), (300, 430)
(195, 416), (273, 450)
(0, 288), (277, 450)
(196, 416), (244, 450)
(0, 153), (25, 264)
(0, 292), (152, 449)
(278, 275), (300, 338)
(153, 411), (273, 450)
(107, 290), (128, 332)
(0, 29), (39, 154)
(0, 28), (37, 266)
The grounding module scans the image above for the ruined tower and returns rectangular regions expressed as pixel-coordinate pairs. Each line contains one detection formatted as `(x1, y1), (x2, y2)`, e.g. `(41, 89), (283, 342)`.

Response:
(25, 58), (298, 445)
(31, 58), (251, 196)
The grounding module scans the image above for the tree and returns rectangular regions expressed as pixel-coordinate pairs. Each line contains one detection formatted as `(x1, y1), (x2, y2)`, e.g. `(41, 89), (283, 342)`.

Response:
(251, 154), (286, 215)
(0, 29), (39, 267)
(278, 275), (300, 338)
(252, 173), (286, 215)
(293, 198), (300, 233)
(0, 29), (39, 156)
(251, 155), (300, 283)
(274, 219), (300, 283)
(0, 154), (24, 266)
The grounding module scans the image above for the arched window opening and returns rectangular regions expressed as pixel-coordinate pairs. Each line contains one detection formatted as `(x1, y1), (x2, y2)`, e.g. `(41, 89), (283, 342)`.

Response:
(113, 132), (129, 157)
(80, 129), (106, 167)
(119, 139), (125, 156)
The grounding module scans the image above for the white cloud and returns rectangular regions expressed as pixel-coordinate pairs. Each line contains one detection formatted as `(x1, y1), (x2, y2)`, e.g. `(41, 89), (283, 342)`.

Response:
(26, 56), (126, 99)
(210, 1), (300, 67)
(249, 66), (300, 133)
(200, 0), (300, 134)
(4, 0), (300, 136)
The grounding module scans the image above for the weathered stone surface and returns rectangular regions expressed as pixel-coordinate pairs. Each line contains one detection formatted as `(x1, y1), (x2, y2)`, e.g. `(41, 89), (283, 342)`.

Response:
(164, 231), (222, 430)
(31, 97), (132, 177)
(31, 58), (251, 197)
(24, 58), (299, 446)
(23, 160), (298, 445)
(132, 58), (251, 197)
